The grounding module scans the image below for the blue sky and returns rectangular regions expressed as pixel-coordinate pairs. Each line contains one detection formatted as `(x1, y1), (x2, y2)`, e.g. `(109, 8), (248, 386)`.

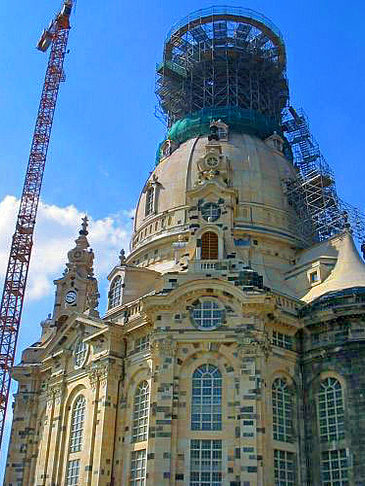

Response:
(1, 0), (365, 475)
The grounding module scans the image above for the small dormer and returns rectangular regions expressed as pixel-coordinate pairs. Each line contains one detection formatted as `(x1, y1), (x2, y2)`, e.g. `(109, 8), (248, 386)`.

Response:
(143, 174), (160, 218)
(106, 250), (161, 314)
(265, 131), (284, 154)
(160, 139), (179, 160)
(209, 120), (229, 141)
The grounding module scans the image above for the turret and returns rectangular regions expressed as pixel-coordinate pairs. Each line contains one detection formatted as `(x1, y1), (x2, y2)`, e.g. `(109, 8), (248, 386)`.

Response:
(53, 216), (100, 323)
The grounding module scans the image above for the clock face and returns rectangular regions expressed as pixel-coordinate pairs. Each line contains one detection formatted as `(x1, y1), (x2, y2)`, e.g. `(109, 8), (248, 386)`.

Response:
(65, 290), (77, 305)
(206, 156), (219, 168)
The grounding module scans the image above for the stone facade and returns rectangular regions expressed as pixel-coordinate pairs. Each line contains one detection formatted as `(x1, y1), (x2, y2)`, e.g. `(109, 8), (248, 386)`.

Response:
(4, 8), (365, 486)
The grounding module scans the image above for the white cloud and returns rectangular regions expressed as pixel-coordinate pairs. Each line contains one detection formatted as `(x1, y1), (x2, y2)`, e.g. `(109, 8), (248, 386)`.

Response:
(0, 195), (132, 301)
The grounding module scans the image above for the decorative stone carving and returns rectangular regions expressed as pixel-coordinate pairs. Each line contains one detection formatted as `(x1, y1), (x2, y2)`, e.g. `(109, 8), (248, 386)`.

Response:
(45, 383), (64, 407)
(88, 360), (122, 390)
(150, 335), (176, 360)
(237, 329), (272, 359)
(196, 143), (230, 186)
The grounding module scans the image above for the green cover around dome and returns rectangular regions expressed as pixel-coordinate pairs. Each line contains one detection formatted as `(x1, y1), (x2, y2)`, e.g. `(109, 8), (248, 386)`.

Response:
(156, 107), (283, 165)
(169, 107), (280, 143)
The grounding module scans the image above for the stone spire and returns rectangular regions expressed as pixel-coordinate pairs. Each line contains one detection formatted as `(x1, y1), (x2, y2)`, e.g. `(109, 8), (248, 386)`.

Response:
(303, 229), (365, 302)
(53, 216), (100, 320)
(65, 215), (94, 279)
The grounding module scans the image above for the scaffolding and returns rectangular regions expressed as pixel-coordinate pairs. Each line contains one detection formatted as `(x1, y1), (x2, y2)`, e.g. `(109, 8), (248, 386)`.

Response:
(156, 6), (289, 127)
(282, 107), (365, 246)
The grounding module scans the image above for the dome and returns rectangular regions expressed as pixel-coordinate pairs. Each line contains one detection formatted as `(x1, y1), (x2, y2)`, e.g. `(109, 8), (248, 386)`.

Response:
(128, 130), (302, 296)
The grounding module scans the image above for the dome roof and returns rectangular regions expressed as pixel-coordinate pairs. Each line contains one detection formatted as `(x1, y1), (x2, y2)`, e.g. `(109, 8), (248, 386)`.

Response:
(131, 131), (301, 255)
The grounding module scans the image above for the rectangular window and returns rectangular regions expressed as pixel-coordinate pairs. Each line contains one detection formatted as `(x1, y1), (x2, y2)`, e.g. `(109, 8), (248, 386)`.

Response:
(134, 335), (150, 353)
(130, 449), (147, 486)
(66, 459), (80, 486)
(190, 439), (222, 486)
(274, 450), (295, 486)
(321, 449), (349, 486)
(310, 271), (319, 283)
(272, 331), (293, 350)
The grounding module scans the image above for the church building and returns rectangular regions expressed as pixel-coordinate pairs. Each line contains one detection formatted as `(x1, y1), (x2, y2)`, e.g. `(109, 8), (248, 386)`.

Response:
(4, 6), (365, 486)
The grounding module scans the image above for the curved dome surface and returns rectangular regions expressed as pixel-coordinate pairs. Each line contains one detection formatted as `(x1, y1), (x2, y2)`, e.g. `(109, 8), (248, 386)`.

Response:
(134, 133), (297, 239)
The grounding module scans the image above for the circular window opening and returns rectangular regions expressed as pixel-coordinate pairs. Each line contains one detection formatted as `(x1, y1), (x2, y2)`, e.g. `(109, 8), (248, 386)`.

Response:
(201, 202), (221, 222)
(192, 300), (224, 330)
(74, 339), (88, 368)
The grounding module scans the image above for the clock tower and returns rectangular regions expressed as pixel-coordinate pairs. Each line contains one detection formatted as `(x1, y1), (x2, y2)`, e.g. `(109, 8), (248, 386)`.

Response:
(53, 216), (100, 322)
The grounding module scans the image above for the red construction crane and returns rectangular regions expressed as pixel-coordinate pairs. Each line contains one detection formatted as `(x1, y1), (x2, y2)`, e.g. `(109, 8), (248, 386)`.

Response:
(0, 0), (74, 449)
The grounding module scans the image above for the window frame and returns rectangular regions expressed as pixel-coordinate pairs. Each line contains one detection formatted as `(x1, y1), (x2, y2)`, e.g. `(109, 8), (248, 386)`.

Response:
(73, 340), (88, 369)
(69, 395), (86, 453)
(320, 449), (349, 486)
(132, 381), (150, 443)
(145, 186), (155, 217)
(108, 275), (123, 309)
(191, 364), (222, 431)
(190, 439), (222, 486)
(317, 377), (345, 443)
(65, 459), (80, 486)
(272, 377), (293, 442)
(130, 449), (147, 486)
(191, 299), (224, 330)
(274, 449), (296, 486)
(201, 231), (219, 260)
(201, 202), (221, 222)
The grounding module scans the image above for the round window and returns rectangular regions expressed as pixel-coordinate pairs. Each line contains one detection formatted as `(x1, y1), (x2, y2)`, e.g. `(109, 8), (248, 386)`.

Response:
(74, 339), (88, 368)
(201, 202), (221, 222)
(192, 300), (224, 330)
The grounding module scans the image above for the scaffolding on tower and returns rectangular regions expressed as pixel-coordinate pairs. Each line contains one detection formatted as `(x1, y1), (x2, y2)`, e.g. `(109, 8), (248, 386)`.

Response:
(281, 107), (365, 246)
(0, 1), (73, 450)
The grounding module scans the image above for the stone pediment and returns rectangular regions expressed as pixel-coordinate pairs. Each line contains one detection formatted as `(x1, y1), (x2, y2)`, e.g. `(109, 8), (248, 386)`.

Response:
(40, 313), (106, 365)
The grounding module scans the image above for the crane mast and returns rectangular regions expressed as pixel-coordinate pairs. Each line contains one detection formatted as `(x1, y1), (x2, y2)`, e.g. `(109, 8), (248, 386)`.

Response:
(0, 1), (73, 449)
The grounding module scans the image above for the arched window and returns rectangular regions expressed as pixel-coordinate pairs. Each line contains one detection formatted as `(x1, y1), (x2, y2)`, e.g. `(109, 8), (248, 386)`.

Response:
(74, 339), (88, 368)
(201, 231), (218, 260)
(318, 377), (345, 442)
(108, 276), (123, 309)
(69, 395), (86, 453)
(145, 187), (154, 216)
(272, 378), (293, 442)
(191, 364), (222, 430)
(132, 381), (150, 442)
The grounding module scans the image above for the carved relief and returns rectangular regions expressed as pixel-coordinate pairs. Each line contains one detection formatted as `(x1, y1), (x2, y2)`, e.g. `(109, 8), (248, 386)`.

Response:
(45, 383), (64, 407)
(196, 142), (230, 186)
(88, 360), (122, 390)
(150, 335), (176, 360)
(237, 329), (272, 359)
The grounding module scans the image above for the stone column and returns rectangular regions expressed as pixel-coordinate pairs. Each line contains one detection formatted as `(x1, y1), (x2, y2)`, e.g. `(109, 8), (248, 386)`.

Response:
(47, 383), (66, 486)
(86, 359), (123, 486)
(148, 334), (176, 485)
(236, 328), (271, 486)
(3, 371), (40, 486)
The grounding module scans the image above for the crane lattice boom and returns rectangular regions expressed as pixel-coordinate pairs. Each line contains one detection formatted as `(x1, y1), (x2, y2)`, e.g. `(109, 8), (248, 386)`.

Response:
(0, 1), (73, 449)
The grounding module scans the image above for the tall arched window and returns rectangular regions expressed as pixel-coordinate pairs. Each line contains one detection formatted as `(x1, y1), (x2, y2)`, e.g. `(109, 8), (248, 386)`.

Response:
(318, 377), (345, 442)
(272, 378), (293, 442)
(132, 381), (150, 442)
(108, 276), (123, 309)
(69, 395), (86, 453)
(191, 364), (222, 430)
(201, 231), (218, 260)
(145, 187), (154, 216)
